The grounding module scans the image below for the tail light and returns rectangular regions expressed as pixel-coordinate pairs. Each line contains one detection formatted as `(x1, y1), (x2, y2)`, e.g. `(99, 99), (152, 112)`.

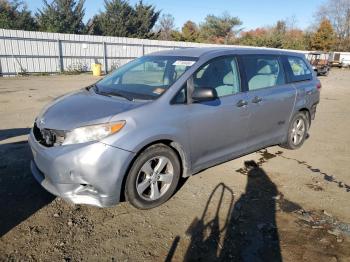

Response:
(316, 82), (322, 90)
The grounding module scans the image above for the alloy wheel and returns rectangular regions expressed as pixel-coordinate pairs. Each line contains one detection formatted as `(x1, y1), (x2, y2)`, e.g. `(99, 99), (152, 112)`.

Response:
(291, 118), (306, 146)
(136, 156), (174, 201)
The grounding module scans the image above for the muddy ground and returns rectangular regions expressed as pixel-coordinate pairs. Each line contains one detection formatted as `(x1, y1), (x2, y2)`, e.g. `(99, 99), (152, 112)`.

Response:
(0, 70), (350, 261)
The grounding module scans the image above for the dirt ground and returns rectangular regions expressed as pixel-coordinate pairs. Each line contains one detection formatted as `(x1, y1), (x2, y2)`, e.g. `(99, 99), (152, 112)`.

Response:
(0, 70), (350, 261)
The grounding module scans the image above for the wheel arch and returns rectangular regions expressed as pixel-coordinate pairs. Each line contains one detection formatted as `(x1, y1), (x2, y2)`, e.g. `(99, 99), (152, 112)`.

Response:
(298, 107), (311, 127)
(119, 139), (191, 201)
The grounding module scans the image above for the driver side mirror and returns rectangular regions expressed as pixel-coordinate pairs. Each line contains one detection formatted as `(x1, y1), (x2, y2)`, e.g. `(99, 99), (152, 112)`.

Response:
(191, 87), (217, 102)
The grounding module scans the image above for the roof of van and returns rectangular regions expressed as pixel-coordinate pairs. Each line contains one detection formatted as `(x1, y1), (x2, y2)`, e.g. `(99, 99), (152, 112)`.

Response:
(147, 46), (304, 58)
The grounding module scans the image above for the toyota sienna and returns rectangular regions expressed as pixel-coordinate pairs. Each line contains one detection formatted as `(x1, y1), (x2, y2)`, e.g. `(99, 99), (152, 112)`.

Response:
(29, 47), (320, 209)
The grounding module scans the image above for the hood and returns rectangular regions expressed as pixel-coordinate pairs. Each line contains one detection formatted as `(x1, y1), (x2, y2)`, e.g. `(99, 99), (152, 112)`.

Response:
(36, 89), (144, 130)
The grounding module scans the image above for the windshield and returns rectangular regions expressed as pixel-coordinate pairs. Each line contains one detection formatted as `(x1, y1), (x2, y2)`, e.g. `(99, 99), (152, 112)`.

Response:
(95, 56), (197, 100)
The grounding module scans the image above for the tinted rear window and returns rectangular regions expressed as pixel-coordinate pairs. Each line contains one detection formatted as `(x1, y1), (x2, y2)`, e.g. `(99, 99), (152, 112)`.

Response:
(286, 56), (312, 82)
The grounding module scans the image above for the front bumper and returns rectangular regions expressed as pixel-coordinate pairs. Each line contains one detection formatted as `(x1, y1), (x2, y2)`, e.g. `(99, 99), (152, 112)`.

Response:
(28, 130), (135, 207)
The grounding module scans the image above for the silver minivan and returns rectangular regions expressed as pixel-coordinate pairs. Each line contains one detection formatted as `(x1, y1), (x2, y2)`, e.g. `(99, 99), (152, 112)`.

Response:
(29, 47), (320, 209)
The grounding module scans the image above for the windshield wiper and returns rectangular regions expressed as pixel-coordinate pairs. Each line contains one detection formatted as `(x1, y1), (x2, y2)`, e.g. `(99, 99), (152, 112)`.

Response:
(107, 91), (134, 101)
(95, 87), (133, 101)
(92, 84), (136, 101)
(85, 84), (96, 91)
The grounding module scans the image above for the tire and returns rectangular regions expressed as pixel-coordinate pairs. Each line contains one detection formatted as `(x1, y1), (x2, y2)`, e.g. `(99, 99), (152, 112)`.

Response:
(322, 68), (330, 76)
(125, 144), (181, 209)
(281, 112), (309, 150)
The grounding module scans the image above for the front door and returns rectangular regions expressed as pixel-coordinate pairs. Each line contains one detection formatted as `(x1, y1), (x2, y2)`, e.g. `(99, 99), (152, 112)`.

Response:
(187, 56), (250, 172)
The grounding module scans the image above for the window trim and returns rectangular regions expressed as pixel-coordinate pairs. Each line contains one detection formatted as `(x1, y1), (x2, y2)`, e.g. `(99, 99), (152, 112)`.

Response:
(238, 54), (287, 92)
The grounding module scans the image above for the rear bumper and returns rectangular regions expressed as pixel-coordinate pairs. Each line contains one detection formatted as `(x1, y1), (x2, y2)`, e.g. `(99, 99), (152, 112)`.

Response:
(28, 130), (135, 207)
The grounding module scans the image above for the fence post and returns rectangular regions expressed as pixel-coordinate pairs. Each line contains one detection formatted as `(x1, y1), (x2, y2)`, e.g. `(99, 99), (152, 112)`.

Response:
(103, 42), (108, 74)
(57, 40), (63, 72)
(142, 44), (145, 55)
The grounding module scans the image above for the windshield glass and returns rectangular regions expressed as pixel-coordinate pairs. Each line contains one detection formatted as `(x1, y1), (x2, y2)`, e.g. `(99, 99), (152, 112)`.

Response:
(95, 56), (197, 100)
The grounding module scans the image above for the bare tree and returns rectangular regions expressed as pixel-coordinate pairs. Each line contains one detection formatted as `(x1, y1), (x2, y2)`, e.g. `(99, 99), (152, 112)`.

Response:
(155, 13), (175, 40)
(316, 0), (350, 50)
(285, 15), (298, 31)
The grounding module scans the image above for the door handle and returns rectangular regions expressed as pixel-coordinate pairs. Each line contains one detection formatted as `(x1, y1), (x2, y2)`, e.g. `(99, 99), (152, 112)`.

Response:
(251, 96), (262, 103)
(236, 100), (248, 107)
(306, 90), (313, 95)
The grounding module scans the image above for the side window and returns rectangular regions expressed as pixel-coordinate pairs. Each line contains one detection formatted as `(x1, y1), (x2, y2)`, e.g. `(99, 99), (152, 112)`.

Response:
(242, 55), (285, 91)
(193, 57), (240, 97)
(287, 56), (312, 82)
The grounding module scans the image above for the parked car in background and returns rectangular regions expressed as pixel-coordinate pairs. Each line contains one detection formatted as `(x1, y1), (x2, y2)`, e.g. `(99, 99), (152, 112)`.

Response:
(307, 52), (331, 76)
(29, 47), (321, 209)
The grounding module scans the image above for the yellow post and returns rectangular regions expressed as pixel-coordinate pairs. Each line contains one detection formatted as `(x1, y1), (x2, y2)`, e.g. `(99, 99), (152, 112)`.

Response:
(91, 63), (102, 76)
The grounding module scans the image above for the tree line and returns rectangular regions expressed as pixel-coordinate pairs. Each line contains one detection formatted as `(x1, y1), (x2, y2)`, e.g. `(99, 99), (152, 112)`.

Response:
(0, 0), (349, 51)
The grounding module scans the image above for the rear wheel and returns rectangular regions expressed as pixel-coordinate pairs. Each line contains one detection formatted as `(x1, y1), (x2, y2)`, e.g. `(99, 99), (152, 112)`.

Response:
(125, 144), (180, 209)
(281, 112), (309, 150)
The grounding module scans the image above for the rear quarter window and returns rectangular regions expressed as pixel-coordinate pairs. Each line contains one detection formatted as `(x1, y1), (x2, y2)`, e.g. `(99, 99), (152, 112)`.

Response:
(286, 56), (313, 82)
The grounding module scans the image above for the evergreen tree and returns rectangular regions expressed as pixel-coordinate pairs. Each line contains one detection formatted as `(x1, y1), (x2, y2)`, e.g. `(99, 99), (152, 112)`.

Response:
(132, 0), (159, 38)
(93, 0), (159, 38)
(0, 0), (37, 30)
(181, 21), (199, 42)
(311, 19), (336, 51)
(36, 0), (85, 34)
(269, 20), (287, 48)
(200, 12), (242, 44)
(96, 0), (134, 37)
(85, 15), (102, 35)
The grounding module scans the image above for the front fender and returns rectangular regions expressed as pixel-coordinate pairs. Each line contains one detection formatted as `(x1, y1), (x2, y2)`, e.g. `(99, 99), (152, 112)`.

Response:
(103, 124), (192, 177)
(128, 133), (192, 178)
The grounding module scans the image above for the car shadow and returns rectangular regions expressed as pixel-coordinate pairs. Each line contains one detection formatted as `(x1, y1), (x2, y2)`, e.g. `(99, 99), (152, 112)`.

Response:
(167, 161), (282, 261)
(0, 129), (54, 237)
(0, 128), (31, 142)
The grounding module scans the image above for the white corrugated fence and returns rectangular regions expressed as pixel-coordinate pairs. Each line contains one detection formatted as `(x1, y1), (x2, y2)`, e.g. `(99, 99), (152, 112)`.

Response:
(0, 29), (232, 76)
(0, 29), (324, 76)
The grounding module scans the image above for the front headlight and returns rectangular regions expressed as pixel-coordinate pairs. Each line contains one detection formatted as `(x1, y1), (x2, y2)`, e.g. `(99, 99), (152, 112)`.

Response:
(62, 121), (126, 145)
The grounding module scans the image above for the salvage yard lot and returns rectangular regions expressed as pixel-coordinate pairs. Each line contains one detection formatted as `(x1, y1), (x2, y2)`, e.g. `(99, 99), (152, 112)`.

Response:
(0, 70), (350, 261)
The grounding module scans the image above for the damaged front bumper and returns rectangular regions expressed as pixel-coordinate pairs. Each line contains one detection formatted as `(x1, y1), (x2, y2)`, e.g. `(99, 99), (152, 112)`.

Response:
(28, 130), (135, 207)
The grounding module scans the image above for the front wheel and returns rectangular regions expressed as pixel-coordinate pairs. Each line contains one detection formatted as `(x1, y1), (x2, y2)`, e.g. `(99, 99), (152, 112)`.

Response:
(281, 112), (309, 150)
(125, 144), (180, 209)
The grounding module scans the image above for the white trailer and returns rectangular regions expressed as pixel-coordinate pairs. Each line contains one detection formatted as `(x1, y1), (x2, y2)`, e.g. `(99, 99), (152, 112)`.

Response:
(329, 52), (350, 67)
